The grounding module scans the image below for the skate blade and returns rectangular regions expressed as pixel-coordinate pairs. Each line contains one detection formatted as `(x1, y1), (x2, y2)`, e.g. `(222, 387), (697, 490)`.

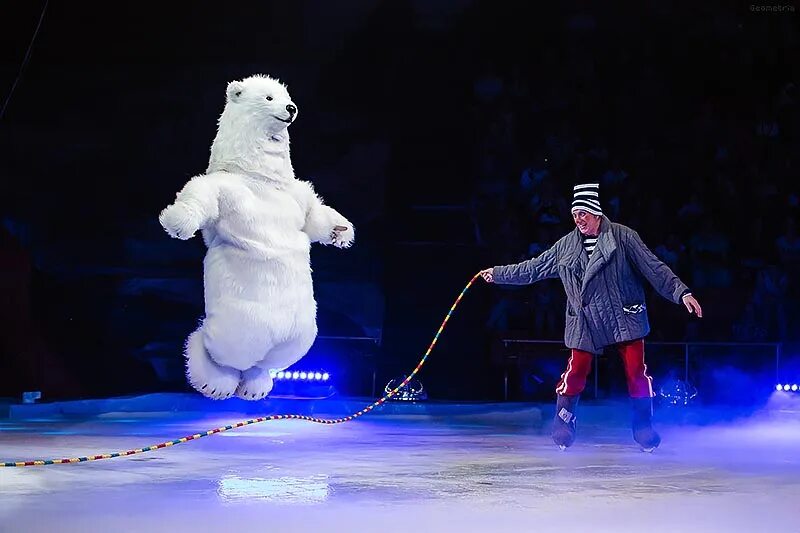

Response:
(641, 446), (656, 453)
(558, 445), (567, 451)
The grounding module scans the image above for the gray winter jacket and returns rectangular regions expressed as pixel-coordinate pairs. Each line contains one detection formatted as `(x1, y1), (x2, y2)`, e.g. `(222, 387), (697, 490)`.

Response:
(492, 217), (689, 354)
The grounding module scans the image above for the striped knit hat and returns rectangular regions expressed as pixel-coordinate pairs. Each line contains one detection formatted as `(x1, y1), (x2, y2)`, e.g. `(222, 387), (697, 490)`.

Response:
(571, 183), (603, 216)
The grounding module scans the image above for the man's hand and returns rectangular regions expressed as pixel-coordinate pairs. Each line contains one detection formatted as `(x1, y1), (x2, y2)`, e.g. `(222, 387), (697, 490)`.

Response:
(682, 293), (703, 318)
(479, 268), (494, 283)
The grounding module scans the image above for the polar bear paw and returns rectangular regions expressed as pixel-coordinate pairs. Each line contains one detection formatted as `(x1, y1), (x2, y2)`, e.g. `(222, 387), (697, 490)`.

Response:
(330, 225), (354, 249)
(159, 203), (200, 240)
(236, 367), (275, 401)
(185, 330), (240, 400)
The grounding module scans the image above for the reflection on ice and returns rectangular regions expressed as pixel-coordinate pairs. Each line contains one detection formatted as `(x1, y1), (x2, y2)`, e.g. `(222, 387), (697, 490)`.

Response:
(217, 475), (330, 504)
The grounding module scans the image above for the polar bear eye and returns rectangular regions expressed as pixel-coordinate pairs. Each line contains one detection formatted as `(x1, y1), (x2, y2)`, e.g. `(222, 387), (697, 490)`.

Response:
(266, 96), (273, 101)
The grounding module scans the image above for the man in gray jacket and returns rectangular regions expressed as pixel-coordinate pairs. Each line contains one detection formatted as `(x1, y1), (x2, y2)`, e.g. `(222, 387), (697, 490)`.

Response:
(479, 183), (702, 451)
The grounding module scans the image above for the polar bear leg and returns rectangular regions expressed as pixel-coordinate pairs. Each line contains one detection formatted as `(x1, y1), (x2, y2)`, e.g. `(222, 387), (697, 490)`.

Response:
(235, 366), (275, 401)
(257, 322), (318, 374)
(235, 327), (316, 401)
(185, 327), (241, 400)
(202, 309), (275, 371)
(231, 313), (317, 401)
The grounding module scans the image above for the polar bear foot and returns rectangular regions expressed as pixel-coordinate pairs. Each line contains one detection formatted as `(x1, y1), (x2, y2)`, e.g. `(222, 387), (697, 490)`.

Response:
(185, 329), (241, 400)
(236, 367), (275, 401)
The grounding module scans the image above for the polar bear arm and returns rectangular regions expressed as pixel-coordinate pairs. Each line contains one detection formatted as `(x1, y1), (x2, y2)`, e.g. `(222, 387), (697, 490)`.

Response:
(298, 182), (355, 248)
(159, 174), (224, 240)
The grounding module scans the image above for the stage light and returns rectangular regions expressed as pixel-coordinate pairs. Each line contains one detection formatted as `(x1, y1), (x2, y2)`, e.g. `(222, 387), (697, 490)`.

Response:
(384, 375), (427, 401)
(776, 384), (783, 391)
(658, 376), (697, 406)
(792, 385), (798, 392)
(272, 370), (331, 382)
(22, 391), (42, 404)
(267, 368), (336, 399)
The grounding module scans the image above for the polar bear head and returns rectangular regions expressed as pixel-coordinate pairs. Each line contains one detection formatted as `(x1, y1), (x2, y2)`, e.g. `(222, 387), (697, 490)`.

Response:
(207, 75), (298, 178)
(222, 75), (298, 134)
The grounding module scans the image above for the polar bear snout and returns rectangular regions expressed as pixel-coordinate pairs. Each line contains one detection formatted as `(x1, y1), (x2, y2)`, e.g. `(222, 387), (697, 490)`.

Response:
(275, 103), (298, 124)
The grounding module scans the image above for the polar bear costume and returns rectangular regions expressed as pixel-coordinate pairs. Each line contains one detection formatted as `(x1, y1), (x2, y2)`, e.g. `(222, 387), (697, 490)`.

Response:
(159, 75), (354, 400)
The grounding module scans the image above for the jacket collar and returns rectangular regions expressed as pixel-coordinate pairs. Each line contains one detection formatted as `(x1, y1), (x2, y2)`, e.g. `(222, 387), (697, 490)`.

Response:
(558, 217), (618, 292)
(582, 216), (617, 291)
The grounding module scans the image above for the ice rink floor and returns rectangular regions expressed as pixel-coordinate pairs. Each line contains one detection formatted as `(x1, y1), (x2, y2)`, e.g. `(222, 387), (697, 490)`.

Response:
(2, 394), (799, 532)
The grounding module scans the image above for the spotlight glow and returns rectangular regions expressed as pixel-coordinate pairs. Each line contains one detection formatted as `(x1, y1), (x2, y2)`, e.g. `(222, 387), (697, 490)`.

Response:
(792, 385), (799, 392)
(272, 369), (331, 381)
(776, 384), (783, 391)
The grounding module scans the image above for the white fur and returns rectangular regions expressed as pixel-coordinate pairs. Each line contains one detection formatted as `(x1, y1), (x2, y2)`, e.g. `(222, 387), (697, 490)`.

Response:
(160, 75), (354, 400)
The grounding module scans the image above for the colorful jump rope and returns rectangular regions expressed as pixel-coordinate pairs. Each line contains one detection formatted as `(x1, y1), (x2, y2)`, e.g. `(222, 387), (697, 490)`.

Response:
(2, 273), (481, 467)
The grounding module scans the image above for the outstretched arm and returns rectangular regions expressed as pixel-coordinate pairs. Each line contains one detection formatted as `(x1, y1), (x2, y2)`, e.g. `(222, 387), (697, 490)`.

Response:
(159, 173), (224, 240)
(483, 243), (561, 285)
(625, 229), (702, 316)
(299, 182), (354, 248)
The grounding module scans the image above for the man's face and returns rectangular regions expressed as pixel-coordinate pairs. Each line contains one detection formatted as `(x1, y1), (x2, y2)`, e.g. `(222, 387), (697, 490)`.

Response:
(572, 210), (601, 236)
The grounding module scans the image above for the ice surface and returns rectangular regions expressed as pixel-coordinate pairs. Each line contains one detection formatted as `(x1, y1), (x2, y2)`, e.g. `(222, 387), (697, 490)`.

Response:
(1, 395), (799, 532)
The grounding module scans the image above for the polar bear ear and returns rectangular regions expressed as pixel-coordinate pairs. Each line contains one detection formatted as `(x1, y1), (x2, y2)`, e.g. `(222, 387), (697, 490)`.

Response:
(226, 81), (245, 103)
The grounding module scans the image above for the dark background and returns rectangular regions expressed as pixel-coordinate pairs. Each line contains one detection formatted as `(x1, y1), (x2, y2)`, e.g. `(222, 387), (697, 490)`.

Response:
(1, 1), (798, 403)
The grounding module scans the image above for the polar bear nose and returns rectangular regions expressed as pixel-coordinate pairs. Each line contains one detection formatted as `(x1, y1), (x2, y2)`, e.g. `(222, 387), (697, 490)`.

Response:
(286, 104), (297, 116)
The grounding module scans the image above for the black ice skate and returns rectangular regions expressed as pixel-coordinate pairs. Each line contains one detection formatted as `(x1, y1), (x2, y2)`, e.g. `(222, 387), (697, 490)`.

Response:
(631, 397), (661, 452)
(552, 394), (579, 450)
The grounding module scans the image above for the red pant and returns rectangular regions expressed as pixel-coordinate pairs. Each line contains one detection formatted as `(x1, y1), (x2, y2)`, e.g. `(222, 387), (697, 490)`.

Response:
(556, 338), (654, 398)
